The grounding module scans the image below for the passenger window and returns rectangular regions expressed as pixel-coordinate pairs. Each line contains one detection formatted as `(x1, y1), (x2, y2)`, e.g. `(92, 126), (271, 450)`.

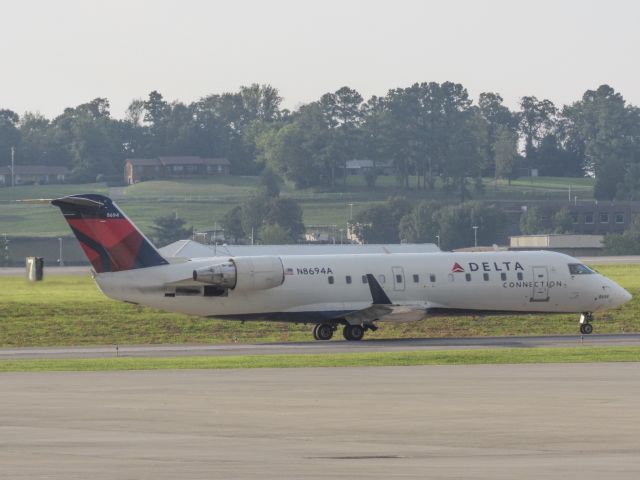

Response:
(396, 274), (403, 283)
(430, 274), (436, 282)
(361, 275), (368, 284)
(483, 273), (489, 281)
(378, 274), (386, 284)
(465, 273), (471, 282)
(517, 272), (523, 281)
(413, 274), (419, 283)
(328, 276), (334, 284)
(500, 273), (506, 281)
(346, 275), (352, 284)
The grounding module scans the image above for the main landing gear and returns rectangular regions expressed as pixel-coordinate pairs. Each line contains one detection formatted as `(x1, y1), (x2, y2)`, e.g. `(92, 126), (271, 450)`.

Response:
(579, 312), (594, 335)
(313, 323), (336, 341)
(312, 322), (377, 341)
(343, 324), (365, 341)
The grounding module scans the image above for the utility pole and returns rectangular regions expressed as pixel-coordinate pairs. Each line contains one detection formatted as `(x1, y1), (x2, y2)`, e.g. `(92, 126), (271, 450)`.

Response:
(10, 146), (15, 201)
(473, 226), (478, 248)
(435, 235), (440, 250)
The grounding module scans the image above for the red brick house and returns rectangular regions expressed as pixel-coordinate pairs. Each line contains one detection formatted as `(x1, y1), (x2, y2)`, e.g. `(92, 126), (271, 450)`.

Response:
(124, 156), (230, 184)
(0, 165), (69, 185)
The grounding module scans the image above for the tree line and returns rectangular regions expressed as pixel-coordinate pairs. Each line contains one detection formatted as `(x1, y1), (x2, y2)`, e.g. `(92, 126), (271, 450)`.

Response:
(1, 83), (639, 200)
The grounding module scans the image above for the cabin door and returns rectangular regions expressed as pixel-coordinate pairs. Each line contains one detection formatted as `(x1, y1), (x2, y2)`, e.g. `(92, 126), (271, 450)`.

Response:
(530, 266), (549, 302)
(391, 266), (405, 292)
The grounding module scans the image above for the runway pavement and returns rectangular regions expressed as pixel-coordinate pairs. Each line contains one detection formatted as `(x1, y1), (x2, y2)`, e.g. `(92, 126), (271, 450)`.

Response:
(1, 363), (639, 479)
(1, 333), (639, 360)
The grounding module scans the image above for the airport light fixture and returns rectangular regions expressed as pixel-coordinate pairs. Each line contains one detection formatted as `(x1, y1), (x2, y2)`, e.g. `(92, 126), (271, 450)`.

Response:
(58, 237), (64, 266)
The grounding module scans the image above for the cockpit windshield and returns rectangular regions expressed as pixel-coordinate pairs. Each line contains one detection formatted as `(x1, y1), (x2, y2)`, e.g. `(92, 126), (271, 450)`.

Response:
(568, 263), (595, 275)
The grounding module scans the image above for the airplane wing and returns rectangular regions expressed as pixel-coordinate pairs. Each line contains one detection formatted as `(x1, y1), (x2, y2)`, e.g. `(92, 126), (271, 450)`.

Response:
(342, 274), (427, 324)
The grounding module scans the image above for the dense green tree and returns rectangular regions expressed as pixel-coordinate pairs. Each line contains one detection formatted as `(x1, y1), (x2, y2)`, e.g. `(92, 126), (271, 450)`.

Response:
(149, 214), (192, 247)
(350, 204), (397, 243)
(240, 193), (271, 240)
(478, 92), (515, 177)
(493, 125), (519, 184)
(221, 194), (305, 244)
(258, 224), (292, 244)
(434, 202), (506, 250)
(239, 83), (283, 122)
(551, 207), (574, 234)
(259, 167), (281, 198)
(518, 96), (558, 163)
(398, 201), (440, 243)
(603, 217), (640, 254)
(519, 206), (545, 235)
(564, 85), (640, 199)
(264, 197), (305, 240)
(220, 205), (244, 243)
(0, 109), (20, 166)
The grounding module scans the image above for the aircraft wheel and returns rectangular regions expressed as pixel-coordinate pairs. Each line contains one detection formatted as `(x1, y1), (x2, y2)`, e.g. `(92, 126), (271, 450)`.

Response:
(315, 323), (334, 341)
(580, 323), (593, 335)
(343, 324), (365, 341)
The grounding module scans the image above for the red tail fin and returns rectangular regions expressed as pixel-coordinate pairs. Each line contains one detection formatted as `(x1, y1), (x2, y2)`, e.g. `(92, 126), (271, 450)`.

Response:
(51, 194), (168, 273)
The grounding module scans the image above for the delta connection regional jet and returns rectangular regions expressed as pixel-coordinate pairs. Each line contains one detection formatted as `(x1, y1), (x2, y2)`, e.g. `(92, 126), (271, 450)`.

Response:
(46, 194), (631, 341)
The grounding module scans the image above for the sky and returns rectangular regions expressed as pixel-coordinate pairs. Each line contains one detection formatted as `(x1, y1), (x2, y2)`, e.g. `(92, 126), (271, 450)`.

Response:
(0, 0), (638, 118)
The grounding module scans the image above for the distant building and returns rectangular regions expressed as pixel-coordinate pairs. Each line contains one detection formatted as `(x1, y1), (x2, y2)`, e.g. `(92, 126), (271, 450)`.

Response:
(0, 165), (68, 185)
(346, 159), (394, 176)
(509, 234), (604, 256)
(514, 201), (640, 235)
(124, 156), (230, 184)
(305, 225), (339, 243)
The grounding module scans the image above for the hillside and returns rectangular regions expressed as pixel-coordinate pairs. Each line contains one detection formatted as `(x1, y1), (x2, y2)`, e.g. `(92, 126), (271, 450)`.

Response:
(0, 175), (595, 237)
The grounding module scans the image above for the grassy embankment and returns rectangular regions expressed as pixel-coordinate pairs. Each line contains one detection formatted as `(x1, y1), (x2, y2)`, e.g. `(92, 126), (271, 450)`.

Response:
(0, 176), (594, 236)
(1, 347), (638, 372)
(0, 264), (637, 348)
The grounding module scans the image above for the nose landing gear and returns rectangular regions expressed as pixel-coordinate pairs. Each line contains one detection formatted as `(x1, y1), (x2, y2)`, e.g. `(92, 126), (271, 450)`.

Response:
(579, 313), (593, 335)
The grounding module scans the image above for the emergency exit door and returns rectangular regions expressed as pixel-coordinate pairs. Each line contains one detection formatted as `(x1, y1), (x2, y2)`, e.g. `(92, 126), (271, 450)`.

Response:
(392, 266), (405, 291)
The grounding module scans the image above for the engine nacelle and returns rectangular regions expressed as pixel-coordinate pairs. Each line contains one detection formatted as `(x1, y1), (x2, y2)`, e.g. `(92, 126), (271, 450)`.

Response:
(192, 256), (284, 292)
(192, 262), (236, 288)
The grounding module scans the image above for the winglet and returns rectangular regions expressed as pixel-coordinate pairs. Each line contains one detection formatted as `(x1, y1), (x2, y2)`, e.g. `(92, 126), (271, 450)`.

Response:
(365, 274), (392, 305)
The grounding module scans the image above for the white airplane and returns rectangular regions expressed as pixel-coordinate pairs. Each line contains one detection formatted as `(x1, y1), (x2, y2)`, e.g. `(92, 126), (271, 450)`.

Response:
(50, 194), (632, 341)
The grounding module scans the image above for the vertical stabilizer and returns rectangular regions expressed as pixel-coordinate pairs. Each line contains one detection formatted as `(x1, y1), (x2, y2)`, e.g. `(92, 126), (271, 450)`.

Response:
(51, 194), (168, 273)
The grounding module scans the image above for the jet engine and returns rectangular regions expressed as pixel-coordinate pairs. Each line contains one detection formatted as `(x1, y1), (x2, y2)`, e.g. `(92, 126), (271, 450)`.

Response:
(192, 256), (284, 292)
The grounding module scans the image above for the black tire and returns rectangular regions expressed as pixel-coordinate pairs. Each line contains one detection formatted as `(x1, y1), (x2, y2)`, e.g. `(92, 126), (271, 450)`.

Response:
(343, 324), (364, 341)
(581, 323), (593, 335)
(316, 323), (334, 341)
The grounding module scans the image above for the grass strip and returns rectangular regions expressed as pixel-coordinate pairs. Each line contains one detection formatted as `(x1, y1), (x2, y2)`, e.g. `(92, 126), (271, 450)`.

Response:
(1, 346), (639, 372)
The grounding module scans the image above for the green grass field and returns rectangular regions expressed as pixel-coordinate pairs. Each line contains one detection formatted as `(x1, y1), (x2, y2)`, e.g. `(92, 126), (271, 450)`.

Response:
(0, 175), (594, 236)
(1, 346), (638, 372)
(0, 264), (636, 348)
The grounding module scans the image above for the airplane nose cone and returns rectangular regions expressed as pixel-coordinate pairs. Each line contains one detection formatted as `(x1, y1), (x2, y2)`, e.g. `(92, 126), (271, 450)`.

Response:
(614, 286), (632, 307)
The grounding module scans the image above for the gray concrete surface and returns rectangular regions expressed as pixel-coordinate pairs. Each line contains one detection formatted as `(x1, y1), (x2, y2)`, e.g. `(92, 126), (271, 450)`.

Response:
(1, 333), (640, 360)
(0, 363), (639, 479)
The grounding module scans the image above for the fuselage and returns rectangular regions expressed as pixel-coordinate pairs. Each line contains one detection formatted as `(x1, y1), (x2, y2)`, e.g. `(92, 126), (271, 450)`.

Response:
(94, 250), (631, 323)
